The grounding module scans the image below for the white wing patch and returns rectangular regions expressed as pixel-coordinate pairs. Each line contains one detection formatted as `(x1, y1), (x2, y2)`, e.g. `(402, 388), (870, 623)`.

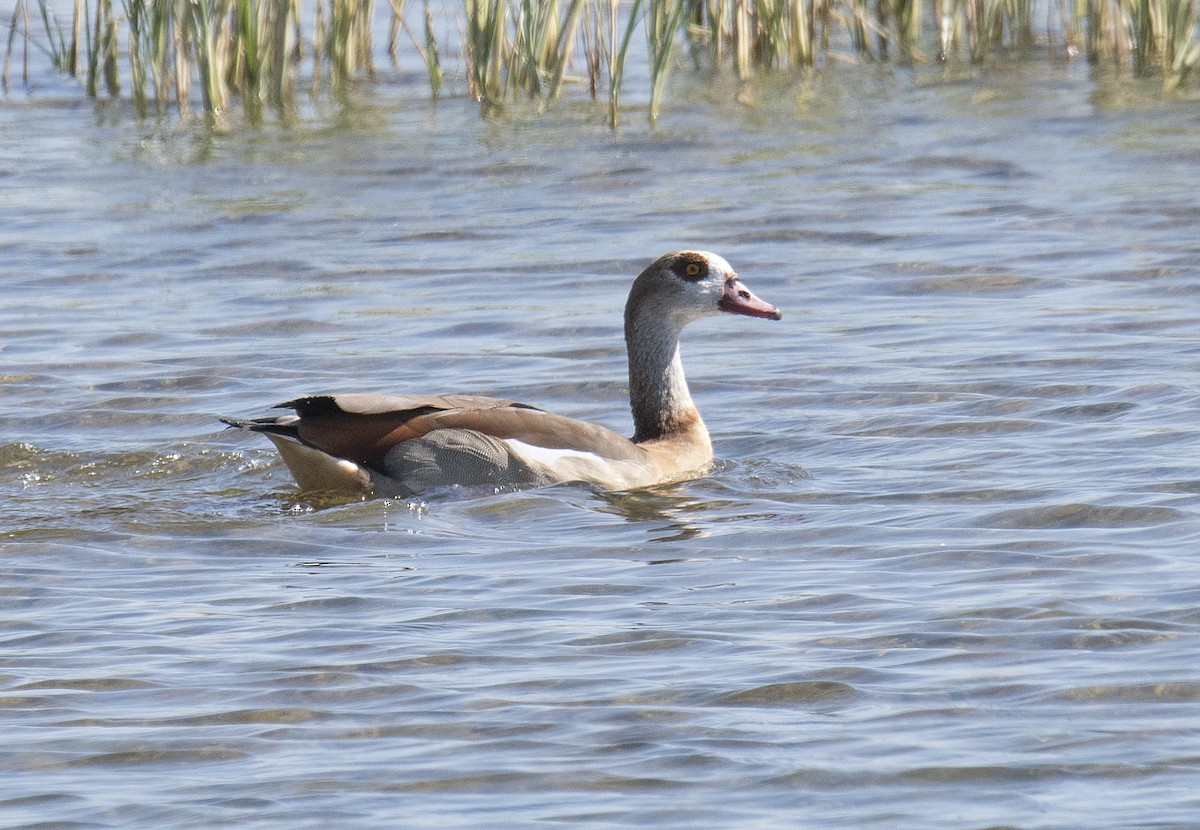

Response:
(502, 438), (651, 490)
(503, 439), (606, 470)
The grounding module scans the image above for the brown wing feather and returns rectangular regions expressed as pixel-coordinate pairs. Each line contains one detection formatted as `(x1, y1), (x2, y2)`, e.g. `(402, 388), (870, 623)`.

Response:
(294, 411), (430, 465)
(280, 394), (644, 470)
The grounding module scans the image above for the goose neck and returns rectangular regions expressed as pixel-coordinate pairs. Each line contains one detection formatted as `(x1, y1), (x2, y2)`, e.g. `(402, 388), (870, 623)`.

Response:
(625, 309), (702, 443)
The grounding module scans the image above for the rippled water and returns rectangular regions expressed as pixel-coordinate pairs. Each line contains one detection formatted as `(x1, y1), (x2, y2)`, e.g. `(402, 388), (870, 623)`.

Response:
(3, 60), (1200, 828)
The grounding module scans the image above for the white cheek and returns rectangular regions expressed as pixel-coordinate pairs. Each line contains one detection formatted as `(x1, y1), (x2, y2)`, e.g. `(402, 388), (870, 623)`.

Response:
(693, 281), (725, 314)
(700, 251), (734, 273)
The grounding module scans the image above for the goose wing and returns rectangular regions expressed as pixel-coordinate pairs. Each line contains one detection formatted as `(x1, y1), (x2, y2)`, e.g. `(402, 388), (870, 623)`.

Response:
(264, 394), (647, 470)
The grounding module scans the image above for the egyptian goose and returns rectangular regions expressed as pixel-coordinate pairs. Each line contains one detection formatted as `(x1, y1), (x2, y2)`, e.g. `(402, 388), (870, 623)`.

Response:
(221, 251), (781, 496)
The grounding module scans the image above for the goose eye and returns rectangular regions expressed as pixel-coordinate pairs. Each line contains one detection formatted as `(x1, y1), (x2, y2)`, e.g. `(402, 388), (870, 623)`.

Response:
(673, 257), (708, 282)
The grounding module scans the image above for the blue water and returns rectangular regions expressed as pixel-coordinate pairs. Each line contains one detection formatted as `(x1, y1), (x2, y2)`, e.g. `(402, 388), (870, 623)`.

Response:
(2, 55), (1200, 828)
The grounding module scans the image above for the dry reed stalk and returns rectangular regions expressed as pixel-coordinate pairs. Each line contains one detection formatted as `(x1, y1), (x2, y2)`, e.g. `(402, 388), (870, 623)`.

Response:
(3, 0), (30, 90)
(382, 0), (441, 94)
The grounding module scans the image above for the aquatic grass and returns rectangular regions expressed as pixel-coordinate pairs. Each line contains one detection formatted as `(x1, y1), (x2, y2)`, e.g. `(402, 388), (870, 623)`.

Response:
(573, 0), (642, 124)
(461, 0), (592, 102)
(4, 0), (76, 86)
(420, 0), (442, 94)
(888, 0), (923, 58)
(98, 0), (120, 96)
(607, 0), (641, 124)
(646, 0), (687, 118)
(684, 0), (816, 73)
(1132, 0), (1200, 85)
(464, 0), (502, 100)
(3, 0), (29, 89)
(6, 0), (1199, 120)
(5, 0), (355, 117)
(326, 0), (374, 79)
(927, 0), (1038, 61)
(1061, 0), (1200, 86)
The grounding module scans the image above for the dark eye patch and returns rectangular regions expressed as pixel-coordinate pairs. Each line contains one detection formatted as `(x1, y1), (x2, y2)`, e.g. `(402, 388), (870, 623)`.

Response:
(670, 253), (708, 282)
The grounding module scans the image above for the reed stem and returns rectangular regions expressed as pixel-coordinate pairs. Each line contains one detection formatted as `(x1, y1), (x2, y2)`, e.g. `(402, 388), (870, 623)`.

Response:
(10, 0), (1198, 122)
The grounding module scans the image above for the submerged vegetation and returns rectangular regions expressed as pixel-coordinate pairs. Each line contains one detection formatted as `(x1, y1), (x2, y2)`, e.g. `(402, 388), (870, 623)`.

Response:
(4, 0), (1199, 123)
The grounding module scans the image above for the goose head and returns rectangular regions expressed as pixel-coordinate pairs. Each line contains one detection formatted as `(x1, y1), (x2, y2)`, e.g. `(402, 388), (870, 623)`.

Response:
(623, 250), (781, 445)
(625, 250), (782, 332)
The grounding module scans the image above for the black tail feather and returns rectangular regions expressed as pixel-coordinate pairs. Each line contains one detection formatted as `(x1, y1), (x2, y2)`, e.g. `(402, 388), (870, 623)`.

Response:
(219, 416), (301, 440)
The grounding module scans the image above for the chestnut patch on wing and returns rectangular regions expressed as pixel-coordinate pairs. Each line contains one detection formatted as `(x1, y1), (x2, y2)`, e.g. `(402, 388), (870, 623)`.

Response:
(669, 252), (709, 282)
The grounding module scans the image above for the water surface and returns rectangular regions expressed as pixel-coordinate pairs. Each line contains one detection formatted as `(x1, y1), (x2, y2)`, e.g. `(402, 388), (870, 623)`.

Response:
(2, 61), (1200, 828)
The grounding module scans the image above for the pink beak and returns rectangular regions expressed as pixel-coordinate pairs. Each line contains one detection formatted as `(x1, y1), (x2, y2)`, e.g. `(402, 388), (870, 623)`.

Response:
(719, 279), (782, 320)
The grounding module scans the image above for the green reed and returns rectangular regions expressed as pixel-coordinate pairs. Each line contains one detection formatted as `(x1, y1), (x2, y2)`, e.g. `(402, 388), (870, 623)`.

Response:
(5, 0), (1198, 121)
(462, 0), (592, 101)
(1055, 0), (1200, 85)
(1133, 0), (1200, 87)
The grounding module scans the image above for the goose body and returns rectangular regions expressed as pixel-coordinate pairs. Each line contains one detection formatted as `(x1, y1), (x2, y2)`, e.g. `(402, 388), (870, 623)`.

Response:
(222, 251), (781, 497)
